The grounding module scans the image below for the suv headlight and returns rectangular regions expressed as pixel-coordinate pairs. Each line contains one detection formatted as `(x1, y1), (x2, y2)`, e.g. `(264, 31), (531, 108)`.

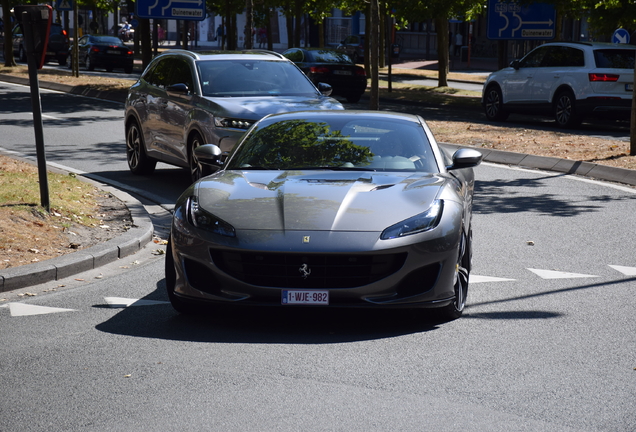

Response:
(186, 196), (236, 237)
(214, 117), (253, 129)
(381, 200), (443, 240)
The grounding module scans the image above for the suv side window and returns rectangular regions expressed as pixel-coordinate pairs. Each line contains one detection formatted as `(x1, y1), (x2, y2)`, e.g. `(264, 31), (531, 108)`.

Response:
(144, 58), (171, 89)
(541, 46), (584, 67)
(169, 59), (194, 92)
(519, 46), (548, 68)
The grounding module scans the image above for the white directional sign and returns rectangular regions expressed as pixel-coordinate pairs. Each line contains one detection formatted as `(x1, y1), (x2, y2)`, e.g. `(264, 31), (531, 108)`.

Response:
(136, 0), (206, 20)
(612, 28), (630, 44)
(487, 0), (556, 40)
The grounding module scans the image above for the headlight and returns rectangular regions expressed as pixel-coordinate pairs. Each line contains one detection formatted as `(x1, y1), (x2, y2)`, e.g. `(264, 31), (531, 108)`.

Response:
(186, 196), (236, 237)
(214, 117), (253, 129)
(381, 200), (443, 240)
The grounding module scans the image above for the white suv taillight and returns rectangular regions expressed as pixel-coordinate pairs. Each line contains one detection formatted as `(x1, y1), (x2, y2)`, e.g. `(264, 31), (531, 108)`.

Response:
(589, 73), (620, 82)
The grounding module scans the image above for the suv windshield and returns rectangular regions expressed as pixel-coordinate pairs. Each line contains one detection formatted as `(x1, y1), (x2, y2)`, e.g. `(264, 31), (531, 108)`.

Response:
(197, 60), (318, 97)
(593, 49), (635, 69)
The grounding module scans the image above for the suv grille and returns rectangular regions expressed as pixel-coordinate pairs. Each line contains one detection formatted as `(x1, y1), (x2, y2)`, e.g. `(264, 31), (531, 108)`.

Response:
(210, 250), (407, 288)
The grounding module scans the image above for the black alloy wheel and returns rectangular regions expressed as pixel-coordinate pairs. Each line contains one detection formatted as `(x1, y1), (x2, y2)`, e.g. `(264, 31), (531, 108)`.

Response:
(346, 92), (363, 103)
(554, 90), (581, 128)
(85, 54), (94, 71)
(439, 229), (471, 321)
(484, 85), (509, 121)
(188, 132), (205, 183)
(126, 120), (156, 175)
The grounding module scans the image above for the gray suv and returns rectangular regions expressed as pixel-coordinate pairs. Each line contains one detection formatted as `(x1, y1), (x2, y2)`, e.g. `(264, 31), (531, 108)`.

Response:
(124, 50), (343, 182)
(482, 42), (635, 127)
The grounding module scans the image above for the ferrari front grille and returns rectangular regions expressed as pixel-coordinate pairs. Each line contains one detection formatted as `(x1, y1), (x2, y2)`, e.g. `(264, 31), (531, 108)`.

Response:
(209, 250), (407, 289)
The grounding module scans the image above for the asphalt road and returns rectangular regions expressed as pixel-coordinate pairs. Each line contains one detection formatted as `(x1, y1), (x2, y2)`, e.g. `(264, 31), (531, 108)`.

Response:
(1, 80), (636, 431)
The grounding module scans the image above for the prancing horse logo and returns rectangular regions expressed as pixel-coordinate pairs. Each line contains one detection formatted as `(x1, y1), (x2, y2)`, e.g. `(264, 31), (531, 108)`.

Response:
(299, 263), (311, 279)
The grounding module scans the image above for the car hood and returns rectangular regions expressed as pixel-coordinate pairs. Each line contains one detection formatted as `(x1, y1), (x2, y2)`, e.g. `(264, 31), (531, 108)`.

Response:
(196, 170), (446, 231)
(201, 95), (343, 119)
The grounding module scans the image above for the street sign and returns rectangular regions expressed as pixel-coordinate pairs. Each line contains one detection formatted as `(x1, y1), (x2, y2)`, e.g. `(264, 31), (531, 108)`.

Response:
(136, 0), (206, 20)
(612, 28), (630, 44)
(56, 0), (73, 12)
(487, 0), (556, 40)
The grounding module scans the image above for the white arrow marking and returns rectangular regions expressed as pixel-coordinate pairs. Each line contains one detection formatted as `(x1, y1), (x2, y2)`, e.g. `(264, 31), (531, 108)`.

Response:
(3, 303), (75, 317)
(608, 265), (636, 276)
(527, 268), (597, 279)
(470, 275), (516, 283)
(104, 297), (169, 308)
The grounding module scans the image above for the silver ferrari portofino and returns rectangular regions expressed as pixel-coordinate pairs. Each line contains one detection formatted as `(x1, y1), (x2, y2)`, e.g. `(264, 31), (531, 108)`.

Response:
(166, 111), (482, 320)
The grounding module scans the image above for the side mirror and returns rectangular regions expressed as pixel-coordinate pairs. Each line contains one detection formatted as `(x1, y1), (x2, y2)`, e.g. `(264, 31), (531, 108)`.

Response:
(317, 82), (333, 96)
(166, 83), (189, 96)
(447, 148), (483, 170)
(194, 144), (223, 166)
(510, 60), (520, 70)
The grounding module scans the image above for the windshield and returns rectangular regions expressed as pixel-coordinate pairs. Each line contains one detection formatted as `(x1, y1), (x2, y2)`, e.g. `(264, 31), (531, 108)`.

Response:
(197, 60), (319, 97)
(226, 116), (439, 172)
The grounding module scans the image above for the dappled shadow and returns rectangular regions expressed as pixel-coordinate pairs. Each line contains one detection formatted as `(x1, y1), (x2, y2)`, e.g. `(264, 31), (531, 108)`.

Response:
(472, 175), (631, 217)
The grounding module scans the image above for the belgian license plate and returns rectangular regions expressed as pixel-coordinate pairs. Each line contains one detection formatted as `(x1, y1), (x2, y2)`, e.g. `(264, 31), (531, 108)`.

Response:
(626, 83), (633, 91)
(282, 290), (329, 305)
(333, 70), (352, 75)
(107, 50), (120, 55)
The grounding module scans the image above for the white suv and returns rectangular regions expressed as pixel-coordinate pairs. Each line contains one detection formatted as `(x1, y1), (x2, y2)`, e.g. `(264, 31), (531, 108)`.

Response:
(482, 42), (635, 127)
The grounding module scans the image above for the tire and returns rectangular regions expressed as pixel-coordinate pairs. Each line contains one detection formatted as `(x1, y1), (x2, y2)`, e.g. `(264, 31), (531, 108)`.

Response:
(85, 55), (94, 71)
(346, 93), (363, 103)
(554, 90), (581, 128)
(58, 56), (66, 66)
(483, 85), (509, 121)
(66, 55), (73, 69)
(437, 229), (471, 321)
(165, 237), (200, 314)
(19, 46), (27, 62)
(188, 131), (205, 183)
(126, 120), (156, 175)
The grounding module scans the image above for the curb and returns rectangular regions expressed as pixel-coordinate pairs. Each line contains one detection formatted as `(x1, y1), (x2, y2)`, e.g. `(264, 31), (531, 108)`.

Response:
(0, 160), (154, 293)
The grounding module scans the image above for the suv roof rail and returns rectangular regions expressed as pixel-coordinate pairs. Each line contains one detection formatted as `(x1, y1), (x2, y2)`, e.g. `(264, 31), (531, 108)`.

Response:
(240, 49), (286, 59)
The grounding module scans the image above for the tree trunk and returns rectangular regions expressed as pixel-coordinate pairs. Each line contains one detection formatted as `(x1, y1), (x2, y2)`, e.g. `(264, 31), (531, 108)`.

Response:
(369, 0), (379, 110)
(436, 18), (449, 87)
(140, 18), (152, 70)
(244, 0), (253, 49)
(2, 0), (16, 67)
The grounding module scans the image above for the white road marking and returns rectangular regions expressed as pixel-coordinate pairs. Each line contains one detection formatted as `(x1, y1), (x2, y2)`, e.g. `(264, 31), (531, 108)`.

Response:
(2, 302), (76, 317)
(103, 297), (170, 308)
(470, 275), (516, 283)
(527, 268), (598, 279)
(608, 265), (636, 276)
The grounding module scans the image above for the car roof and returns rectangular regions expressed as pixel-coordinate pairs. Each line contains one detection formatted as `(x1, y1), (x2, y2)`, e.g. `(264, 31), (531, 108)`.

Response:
(157, 49), (288, 62)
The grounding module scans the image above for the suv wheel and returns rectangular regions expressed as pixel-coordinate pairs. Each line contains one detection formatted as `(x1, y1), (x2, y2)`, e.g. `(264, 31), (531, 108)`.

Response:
(126, 120), (156, 175)
(483, 85), (509, 121)
(19, 46), (27, 62)
(554, 90), (581, 128)
(188, 132), (205, 183)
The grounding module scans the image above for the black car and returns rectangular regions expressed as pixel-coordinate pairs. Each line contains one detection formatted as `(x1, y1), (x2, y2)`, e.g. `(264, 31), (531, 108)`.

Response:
(166, 110), (483, 320)
(283, 48), (367, 103)
(12, 22), (69, 66)
(336, 34), (365, 63)
(68, 35), (134, 73)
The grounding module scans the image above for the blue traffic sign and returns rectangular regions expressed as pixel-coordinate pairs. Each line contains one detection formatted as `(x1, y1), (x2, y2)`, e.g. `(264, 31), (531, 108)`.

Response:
(56, 0), (73, 11)
(612, 28), (630, 44)
(136, 0), (205, 20)
(487, 0), (556, 40)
